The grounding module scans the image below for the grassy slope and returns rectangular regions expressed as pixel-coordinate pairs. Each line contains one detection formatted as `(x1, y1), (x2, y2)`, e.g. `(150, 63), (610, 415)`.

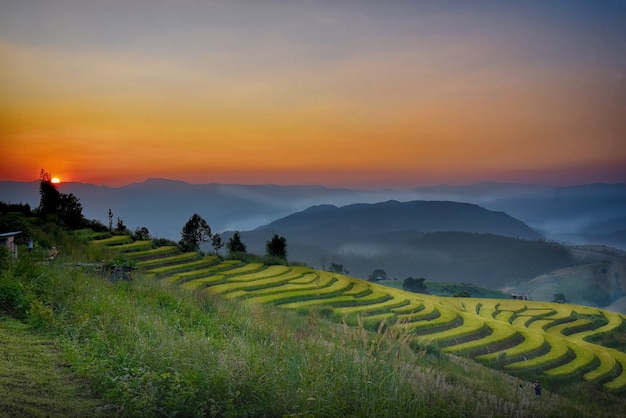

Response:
(3, 227), (626, 417)
(0, 316), (113, 417)
(164, 252), (626, 393)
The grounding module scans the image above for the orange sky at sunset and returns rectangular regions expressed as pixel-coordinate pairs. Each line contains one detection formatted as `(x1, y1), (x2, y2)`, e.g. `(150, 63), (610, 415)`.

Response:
(1, 1), (625, 188)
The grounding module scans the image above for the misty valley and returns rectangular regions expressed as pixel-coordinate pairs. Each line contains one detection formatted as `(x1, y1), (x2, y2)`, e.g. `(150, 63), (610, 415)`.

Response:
(3, 179), (624, 313)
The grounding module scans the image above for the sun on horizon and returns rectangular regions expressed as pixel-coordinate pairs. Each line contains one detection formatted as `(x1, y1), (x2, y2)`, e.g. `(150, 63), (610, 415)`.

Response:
(51, 177), (61, 184)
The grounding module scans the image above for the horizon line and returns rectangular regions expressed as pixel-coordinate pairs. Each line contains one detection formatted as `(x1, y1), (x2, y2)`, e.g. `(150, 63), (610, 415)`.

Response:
(2, 177), (625, 190)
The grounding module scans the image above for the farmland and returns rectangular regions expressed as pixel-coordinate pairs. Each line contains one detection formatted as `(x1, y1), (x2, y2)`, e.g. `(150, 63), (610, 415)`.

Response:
(110, 236), (626, 394)
(3, 223), (625, 418)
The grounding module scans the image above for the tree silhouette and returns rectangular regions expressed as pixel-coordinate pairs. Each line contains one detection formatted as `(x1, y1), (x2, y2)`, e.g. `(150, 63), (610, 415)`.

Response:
(368, 269), (387, 282)
(37, 169), (86, 228)
(133, 227), (150, 240)
(211, 233), (224, 254)
(227, 231), (247, 254)
(38, 169), (61, 218)
(328, 263), (348, 275)
(403, 277), (427, 294)
(58, 193), (84, 229)
(266, 234), (287, 260)
(180, 213), (212, 252)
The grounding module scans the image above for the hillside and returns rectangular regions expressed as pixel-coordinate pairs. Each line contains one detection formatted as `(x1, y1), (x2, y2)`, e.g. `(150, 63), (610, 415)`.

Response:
(3, 216), (626, 416)
(99, 233), (626, 402)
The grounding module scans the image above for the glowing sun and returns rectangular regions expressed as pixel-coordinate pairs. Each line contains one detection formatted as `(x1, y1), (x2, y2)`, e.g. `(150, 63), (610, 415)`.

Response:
(51, 177), (61, 184)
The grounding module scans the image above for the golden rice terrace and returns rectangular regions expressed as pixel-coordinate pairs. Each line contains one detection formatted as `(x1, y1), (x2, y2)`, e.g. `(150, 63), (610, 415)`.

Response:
(94, 236), (626, 393)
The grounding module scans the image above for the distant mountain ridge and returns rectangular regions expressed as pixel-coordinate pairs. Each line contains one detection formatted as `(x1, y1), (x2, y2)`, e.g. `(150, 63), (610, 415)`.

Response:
(229, 200), (547, 284)
(256, 200), (542, 240)
(232, 204), (626, 311)
(1, 179), (625, 249)
(4, 178), (626, 310)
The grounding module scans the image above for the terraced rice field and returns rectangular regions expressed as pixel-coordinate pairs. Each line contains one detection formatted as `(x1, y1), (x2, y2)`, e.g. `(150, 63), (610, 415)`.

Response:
(96, 236), (626, 392)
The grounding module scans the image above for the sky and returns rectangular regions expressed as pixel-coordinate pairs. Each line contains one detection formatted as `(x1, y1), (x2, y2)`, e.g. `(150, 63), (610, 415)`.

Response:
(1, 0), (625, 189)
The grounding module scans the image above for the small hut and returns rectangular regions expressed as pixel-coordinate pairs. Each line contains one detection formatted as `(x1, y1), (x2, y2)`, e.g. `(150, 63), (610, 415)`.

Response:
(0, 231), (22, 258)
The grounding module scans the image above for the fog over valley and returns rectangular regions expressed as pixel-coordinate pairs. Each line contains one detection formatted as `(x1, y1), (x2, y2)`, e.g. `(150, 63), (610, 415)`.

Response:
(2, 179), (626, 312)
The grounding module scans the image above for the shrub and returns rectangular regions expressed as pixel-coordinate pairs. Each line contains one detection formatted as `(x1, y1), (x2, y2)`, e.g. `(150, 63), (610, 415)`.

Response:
(0, 275), (28, 318)
(28, 298), (55, 329)
(152, 237), (178, 247)
(0, 246), (11, 270)
(312, 305), (334, 318)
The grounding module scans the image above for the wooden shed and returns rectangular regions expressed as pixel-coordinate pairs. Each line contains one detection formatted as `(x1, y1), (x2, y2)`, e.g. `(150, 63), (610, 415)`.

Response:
(0, 231), (22, 258)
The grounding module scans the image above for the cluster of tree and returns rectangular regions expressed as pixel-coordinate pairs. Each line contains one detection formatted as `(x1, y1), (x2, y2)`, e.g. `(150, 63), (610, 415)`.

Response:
(1, 171), (290, 267)
(180, 214), (288, 260)
(328, 262), (349, 275)
(180, 213), (216, 253)
(403, 277), (427, 294)
(105, 208), (151, 241)
(0, 207), (31, 245)
(37, 170), (90, 229)
(4, 170), (289, 262)
(36, 171), (152, 239)
(1, 171), (108, 243)
(453, 291), (471, 298)
(368, 269), (387, 282)
(396, 232), (574, 287)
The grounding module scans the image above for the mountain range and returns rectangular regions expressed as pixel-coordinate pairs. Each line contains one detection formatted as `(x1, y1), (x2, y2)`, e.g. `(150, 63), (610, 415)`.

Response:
(2, 179), (625, 248)
(2, 178), (626, 312)
(231, 199), (625, 312)
(226, 200), (563, 283)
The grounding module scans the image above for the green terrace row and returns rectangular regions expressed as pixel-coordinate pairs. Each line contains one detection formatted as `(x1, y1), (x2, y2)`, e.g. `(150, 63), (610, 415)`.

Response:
(94, 237), (626, 392)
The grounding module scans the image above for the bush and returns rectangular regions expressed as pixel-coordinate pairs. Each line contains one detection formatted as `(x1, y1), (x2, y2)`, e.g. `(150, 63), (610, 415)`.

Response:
(152, 238), (178, 247)
(262, 255), (288, 266)
(28, 298), (55, 329)
(0, 275), (28, 318)
(0, 246), (11, 270)
(1, 231), (106, 324)
(312, 305), (334, 318)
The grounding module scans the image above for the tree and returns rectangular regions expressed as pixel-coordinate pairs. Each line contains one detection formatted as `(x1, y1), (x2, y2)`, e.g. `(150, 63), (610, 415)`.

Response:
(266, 234), (287, 260)
(553, 293), (568, 303)
(108, 208), (114, 232)
(180, 213), (212, 252)
(133, 227), (150, 241)
(227, 231), (247, 254)
(58, 193), (84, 229)
(37, 169), (86, 228)
(38, 169), (61, 218)
(0, 213), (30, 244)
(403, 277), (427, 294)
(114, 218), (129, 235)
(453, 291), (471, 298)
(211, 233), (224, 254)
(328, 263), (348, 275)
(368, 269), (387, 282)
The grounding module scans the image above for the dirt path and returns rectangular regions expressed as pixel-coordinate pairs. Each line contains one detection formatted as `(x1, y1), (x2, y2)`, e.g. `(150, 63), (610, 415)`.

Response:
(0, 315), (115, 417)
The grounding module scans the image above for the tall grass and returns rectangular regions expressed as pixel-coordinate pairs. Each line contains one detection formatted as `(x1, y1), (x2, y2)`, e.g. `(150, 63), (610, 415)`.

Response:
(2, 243), (625, 416)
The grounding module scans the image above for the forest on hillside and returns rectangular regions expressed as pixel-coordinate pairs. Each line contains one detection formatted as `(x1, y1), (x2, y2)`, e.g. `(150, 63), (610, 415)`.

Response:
(331, 232), (574, 287)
